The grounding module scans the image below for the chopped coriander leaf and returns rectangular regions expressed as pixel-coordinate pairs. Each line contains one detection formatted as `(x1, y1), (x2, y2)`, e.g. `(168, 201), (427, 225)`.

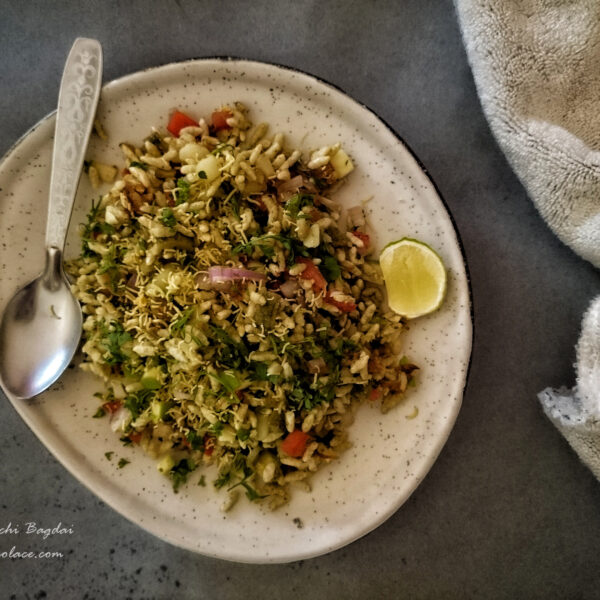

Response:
(169, 458), (196, 493)
(319, 254), (341, 282)
(97, 246), (119, 275)
(159, 207), (177, 228)
(230, 193), (241, 220)
(249, 362), (269, 381)
(97, 222), (116, 236)
(208, 421), (224, 436)
(198, 475), (206, 487)
(233, 233), (309, 263)
(171, 307), (194, 336)
(285, 193), (314, 219)
(211, 142), (233, 156)
(198, 170), (207, 179)
(214, 471), (231, 489)
(249, 361), (281, 384)
(289, 371), (339, 411)
(232, 234), (277, 258)
(118, 458), (130, 468)
(236, 428), (250, 441)
(226, 464), (267, 501)
(208, 371), (242, 394)
(93, 407), (106, 418)
(124, 389), (153, 419)
(242, 481), (266, 502)
(104, 451), (114, 460)
(129, 161), (148, 170)
(208, 325), (248, 368)
(186, 430), (205, 451)
(147, 132), (163, 147)
(175, 178), (190, 204)
(81, 196), (104, 257)
(99, 320), (131, 365)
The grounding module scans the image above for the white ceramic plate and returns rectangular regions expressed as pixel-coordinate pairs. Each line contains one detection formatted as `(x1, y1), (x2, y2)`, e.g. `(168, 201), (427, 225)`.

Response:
(0, 59), (472, 563)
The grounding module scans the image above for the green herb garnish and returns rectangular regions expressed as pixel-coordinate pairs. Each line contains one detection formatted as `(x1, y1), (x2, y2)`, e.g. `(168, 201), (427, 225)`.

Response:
(285, 193), (314, 219)
(93, 407), (106, 418)
(233, 233), (309, 263)
(97, 245), (120, 275)
(171, 307), (194, 336)
(236, 428), (250, 441)
(175, 178), (190, 205)
(123, 389), (153, 419)
(227, 465), (267, 502)
(186, 430), (205, 451)
(211, 142), (233, 156)
(169, 458), (196, 493)
(208, 325), (249, 369)
(208, 370), (242, 394)
(99, 320), (131, 365)
(319, 254), (341, 282)
(81, 196), (103, 257)
(208, 421), (224, 436)
(129, 161), (148, 170)
(159, 207), (176, 228)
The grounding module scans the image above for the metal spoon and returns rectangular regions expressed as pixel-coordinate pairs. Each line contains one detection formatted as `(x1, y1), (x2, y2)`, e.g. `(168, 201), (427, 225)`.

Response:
(0, 38), (103, 399)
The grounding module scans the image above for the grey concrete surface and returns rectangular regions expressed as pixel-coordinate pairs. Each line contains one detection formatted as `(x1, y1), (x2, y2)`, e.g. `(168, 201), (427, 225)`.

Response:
(1, 1), (599, 598)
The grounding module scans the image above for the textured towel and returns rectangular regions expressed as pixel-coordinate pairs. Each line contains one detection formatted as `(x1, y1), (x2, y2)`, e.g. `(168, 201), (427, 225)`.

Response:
(455, 0), (600, 474)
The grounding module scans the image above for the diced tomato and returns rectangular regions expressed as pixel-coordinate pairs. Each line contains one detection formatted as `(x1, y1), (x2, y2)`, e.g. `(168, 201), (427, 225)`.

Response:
(211, 110), (233, 131)
(203, 435), (215, 457)
(324, 291), (357, 313)
(352, 229), (370, 254)
(167, 110), (198, 136)
(102, 400), (122, 414)
(280, 430), (311, 458)
(368, 387), (383, 402)
(128, 431), (143, 444)
(296, 258), (327, 293)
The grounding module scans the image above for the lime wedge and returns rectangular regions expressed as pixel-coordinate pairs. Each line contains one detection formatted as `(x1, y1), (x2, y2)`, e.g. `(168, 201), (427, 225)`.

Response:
(379, 238), (447, 319)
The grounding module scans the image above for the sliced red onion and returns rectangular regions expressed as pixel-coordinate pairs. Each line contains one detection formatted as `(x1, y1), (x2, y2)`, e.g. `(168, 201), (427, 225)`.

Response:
(196, 271), (231, 291)
(279, 278), (300, 298)
(208, 266), (267, 283)
(276, 175), (304, 195)
(126, 273), (138, 289)
(196, 271), (213, 290)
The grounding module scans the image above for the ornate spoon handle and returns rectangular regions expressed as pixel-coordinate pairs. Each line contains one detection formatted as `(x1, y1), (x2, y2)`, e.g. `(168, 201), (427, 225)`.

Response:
(45, 38), (103, 251)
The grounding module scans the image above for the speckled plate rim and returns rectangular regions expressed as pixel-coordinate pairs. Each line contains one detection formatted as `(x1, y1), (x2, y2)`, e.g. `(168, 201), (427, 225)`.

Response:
(0, 57), (473, 563)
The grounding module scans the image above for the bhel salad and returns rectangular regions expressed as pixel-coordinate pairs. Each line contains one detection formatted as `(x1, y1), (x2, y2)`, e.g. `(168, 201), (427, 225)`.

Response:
(67, 103), (418, 510)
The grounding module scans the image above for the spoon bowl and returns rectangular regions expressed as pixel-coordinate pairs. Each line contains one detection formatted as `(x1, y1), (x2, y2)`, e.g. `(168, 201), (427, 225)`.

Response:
(0, 248), (83, 399)
(0, 38), (102, 400)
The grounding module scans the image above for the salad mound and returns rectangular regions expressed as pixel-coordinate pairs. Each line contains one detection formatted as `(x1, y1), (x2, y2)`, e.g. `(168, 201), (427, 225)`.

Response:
(68, 103), (418, 509)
